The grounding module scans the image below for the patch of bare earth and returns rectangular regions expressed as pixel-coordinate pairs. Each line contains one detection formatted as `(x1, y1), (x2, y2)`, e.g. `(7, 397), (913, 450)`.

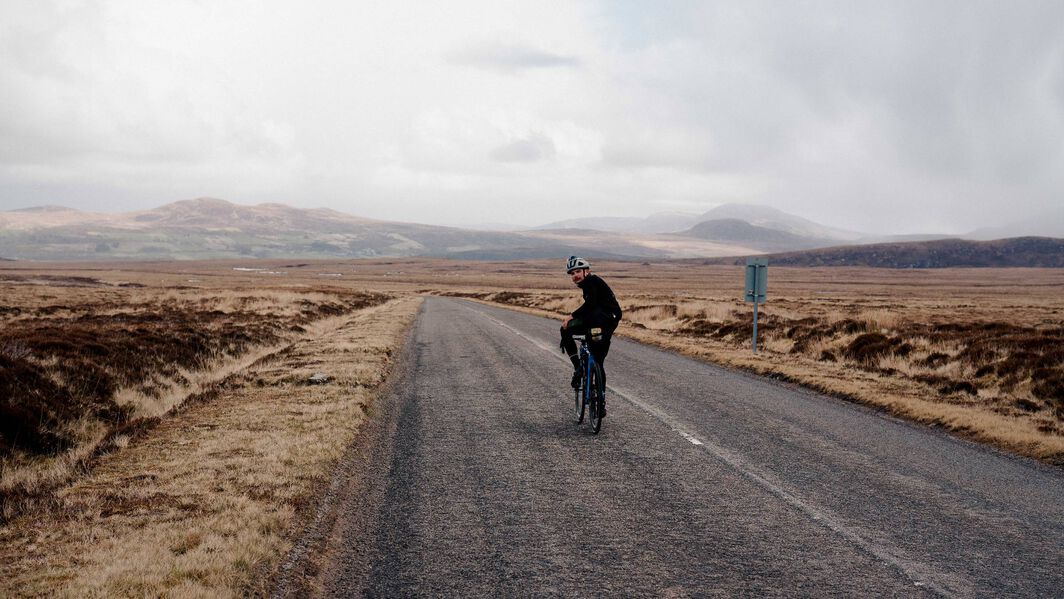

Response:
(0, 295), (421, 598)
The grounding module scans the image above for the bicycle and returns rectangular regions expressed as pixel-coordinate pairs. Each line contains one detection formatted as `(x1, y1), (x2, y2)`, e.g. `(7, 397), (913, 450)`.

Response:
(572, 330), (605, 434)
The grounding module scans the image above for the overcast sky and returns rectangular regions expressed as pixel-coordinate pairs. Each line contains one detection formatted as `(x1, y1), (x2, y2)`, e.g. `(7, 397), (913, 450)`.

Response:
(2, 0), (1062, 234)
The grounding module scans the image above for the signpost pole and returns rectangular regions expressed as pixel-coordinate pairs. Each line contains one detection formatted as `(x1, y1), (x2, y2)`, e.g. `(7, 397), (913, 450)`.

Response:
(752, 294), (759, 353)
(744, 258), (768, 354)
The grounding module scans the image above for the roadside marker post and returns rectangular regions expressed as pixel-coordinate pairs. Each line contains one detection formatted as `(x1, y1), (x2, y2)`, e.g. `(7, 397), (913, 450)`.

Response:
(744, 258), (768, 354)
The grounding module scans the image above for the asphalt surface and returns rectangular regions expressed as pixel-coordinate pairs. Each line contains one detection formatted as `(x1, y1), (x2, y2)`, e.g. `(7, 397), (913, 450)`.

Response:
(323, 297), (1064, 597)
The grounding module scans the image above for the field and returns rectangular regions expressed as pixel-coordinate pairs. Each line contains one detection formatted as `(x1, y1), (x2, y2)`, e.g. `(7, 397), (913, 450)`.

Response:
(1, 258), (1062, 596)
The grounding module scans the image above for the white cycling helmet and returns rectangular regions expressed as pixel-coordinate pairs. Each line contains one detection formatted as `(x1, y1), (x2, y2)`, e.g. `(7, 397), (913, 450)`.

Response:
(566, 255), (591, 273)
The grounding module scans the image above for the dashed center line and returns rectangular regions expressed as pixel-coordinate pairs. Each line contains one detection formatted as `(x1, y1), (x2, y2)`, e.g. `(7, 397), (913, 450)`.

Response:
(679, 431), (704, 446)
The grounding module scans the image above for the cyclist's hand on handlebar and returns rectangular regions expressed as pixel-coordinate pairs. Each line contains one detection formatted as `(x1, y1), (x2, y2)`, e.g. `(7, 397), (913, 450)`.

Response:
(562, 317), (572, 329)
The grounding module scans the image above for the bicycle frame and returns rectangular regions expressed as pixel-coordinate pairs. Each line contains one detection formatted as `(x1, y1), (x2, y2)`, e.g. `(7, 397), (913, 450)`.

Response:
(577, 336), (595, 398)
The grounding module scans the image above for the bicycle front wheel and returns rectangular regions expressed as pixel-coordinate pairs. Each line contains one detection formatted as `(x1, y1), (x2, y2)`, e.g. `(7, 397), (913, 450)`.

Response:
(588, 361), (604, 434)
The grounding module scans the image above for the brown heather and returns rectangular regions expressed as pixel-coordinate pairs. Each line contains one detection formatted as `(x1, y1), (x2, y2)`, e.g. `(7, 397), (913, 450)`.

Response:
(0, 258), (1061, 597)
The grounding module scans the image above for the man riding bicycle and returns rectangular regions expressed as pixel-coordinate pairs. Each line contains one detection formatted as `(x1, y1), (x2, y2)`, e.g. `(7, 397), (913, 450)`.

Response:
(560, 256), (622, 415)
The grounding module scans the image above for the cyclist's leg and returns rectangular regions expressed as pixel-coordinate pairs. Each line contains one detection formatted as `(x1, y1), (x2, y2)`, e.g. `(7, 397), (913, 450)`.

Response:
(560, 320), (587, 387)
(586, 317), (615, 380)
(588, 328), (614, 415)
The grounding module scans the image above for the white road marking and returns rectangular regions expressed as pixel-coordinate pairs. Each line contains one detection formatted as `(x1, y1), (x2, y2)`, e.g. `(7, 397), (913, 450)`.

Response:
(679, 432), (704, 446)
(466, 302), (963, 598)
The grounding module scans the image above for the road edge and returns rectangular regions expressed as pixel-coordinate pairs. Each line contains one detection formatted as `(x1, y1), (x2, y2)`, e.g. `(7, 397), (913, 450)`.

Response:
(269, 300), (423, 598)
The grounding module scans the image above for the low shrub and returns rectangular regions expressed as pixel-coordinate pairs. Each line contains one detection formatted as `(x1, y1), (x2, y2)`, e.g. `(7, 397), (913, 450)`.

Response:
(844, 333), (901, 363)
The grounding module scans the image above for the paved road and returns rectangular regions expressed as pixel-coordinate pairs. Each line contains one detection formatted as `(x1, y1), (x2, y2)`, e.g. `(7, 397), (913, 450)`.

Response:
(324, 297), (1064, 597)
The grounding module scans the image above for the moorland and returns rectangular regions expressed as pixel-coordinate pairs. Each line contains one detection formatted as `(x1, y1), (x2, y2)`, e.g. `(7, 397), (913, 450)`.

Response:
(1, 258), (1061, 596)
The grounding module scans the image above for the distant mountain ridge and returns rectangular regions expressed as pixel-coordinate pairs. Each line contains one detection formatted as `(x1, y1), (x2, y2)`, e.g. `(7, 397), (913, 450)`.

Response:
(0, 198), (741, 261)
(2, 198), (1061, 265)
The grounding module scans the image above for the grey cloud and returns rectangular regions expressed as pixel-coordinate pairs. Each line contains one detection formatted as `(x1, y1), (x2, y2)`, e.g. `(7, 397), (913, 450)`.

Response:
(447, 42), (579, 73)
(592, 1), (1064, 232)
(752, 1), (1064, 180)
(489, 133), (556, 163)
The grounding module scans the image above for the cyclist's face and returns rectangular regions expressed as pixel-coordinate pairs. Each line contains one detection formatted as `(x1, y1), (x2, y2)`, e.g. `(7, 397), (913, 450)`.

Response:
(570, 268), (589, 284)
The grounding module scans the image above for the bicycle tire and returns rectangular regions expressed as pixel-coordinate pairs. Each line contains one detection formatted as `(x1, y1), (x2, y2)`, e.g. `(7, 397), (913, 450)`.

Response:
(574, 354), (587, 424)
(588, 361), (604, 434)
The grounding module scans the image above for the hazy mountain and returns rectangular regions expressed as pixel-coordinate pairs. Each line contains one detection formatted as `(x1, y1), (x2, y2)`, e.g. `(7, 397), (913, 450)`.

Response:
(534, 203), (859, 239)
(533, 212), (701, 234)
(697, 204), (865, 241)
(674, 218), (837, 252)
(533, 203), (866, 252)
(702, 237), (1064, 268)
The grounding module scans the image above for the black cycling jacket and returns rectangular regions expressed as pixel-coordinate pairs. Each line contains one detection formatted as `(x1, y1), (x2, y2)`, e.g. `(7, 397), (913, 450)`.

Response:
(572, 274), (622, 326)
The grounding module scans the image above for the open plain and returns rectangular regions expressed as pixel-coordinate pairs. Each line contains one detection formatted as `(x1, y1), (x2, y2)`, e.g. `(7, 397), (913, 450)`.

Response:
(1, 258), (1062, 596)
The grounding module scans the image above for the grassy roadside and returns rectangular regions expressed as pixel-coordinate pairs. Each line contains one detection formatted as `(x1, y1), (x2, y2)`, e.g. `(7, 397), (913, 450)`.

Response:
(0, 295), (421, 597)
(456, 295), (1064, 466)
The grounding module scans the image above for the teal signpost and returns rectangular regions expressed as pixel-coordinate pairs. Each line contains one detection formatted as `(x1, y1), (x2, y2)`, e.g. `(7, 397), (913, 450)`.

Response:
(744, 258), (768, 353)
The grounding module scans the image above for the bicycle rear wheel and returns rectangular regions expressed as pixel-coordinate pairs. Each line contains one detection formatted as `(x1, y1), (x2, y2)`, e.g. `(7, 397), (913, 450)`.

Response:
(588, 361), (604, 434)
(574, 354), (587, 424)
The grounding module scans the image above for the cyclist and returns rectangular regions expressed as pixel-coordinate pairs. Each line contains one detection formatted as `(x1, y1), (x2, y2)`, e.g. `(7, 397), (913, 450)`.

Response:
(560, 256), (622, 415)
